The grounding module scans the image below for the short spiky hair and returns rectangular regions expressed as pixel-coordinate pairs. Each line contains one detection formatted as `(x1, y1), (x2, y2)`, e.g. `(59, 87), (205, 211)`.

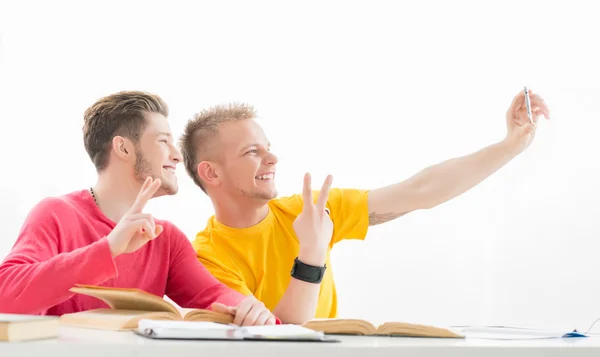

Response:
(180, 103), (257, 192)
(83, 91), (168, 172)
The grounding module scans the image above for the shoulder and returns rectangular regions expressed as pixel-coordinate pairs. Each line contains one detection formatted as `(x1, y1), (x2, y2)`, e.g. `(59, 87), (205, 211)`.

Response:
(268, 194), (304, 214)
(17, 191), (90, 240)
(268, 188), (369, 212)
(322, 188), (370, 203)
(154, 219), (188, 241)
(191, 218), (221, 254)
(24, 190), (87, 223)
(152, 219), (197, 257)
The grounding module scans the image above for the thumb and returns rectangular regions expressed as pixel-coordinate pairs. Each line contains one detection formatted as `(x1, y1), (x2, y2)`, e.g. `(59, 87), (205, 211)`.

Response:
(211, 302), (236, 315)
(154, 224), (164, 238)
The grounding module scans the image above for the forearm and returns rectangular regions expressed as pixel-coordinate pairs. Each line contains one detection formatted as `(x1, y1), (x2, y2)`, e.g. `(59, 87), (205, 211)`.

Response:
(368, 138), (521, 222)
(273, 247), (325, 325)
(0, 238), (117, 314)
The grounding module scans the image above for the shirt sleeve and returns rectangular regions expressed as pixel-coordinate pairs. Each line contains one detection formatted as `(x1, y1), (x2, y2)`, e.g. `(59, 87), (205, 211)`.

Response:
(311, 188), (370, 246)
(0, 198), (118, 315)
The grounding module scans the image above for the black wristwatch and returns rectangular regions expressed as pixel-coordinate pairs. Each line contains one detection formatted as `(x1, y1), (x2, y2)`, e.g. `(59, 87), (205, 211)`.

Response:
(290, 257), (327, 284)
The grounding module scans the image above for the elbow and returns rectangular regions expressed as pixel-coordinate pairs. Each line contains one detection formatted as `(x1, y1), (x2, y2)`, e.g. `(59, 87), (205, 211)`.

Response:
(408, 179), (439, 210)
(0, 267), (39, 315)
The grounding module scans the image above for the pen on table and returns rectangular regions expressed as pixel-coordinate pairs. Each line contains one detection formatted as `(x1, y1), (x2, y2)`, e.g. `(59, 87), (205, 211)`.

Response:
(524, 86), (533, 124)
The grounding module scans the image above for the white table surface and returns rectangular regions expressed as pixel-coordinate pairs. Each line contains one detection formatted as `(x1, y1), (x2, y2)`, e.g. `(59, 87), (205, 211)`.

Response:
(2, 327), (600, 357)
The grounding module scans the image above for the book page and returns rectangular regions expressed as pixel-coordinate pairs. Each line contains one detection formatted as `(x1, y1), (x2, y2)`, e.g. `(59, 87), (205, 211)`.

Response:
(70, 285), (179, 315)
(181, 308), (234, 324)
(377, 322), (463, 338)
(303, 318), (376, 335)
(0, 313), (58, 323)
(60, 309), (176, 331)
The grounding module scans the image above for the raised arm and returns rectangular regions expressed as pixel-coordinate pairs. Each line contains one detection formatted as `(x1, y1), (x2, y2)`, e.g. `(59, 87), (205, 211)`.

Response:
(367, 89), (551, 225)
(270, 173), (334, 324)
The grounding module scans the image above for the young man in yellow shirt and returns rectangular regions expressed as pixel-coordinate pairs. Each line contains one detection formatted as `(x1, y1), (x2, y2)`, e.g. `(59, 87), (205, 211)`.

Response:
(178, 89), (550, 324)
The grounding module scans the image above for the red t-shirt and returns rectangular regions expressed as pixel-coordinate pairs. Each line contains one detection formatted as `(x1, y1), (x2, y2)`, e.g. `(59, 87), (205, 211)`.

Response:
(0, 189), (245, 316)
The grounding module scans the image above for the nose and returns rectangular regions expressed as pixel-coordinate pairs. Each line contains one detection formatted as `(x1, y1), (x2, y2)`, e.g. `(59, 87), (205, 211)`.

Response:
(171, 145), (183, 164)
(265, 151), (278, 166)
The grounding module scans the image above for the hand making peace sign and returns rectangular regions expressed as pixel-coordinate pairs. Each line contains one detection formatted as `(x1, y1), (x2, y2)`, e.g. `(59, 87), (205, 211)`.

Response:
(293, 173), (334, 254)
(106, 177), (164, 257)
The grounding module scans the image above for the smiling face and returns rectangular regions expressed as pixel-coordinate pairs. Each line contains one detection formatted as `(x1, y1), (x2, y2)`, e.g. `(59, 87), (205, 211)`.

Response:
(131, 112), (182, 196)
(199, 119), (279, 202)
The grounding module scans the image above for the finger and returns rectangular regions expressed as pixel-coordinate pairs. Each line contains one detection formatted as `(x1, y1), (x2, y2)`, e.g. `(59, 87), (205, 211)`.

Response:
(128, 213), (156, 235)
(233, 297), (255, 326)
(253, 310), (272, 326)
(131, 219), (156, 239)
(524, 123), (536, 135)
(240, 302), (263, 326)
(211, 302), (236, 315)
(266, 315), (276, 325)
(302, 173), (313, 208)
(530, 104), (548, 122)
(530, 94), (550, 119)
(316, 175), (333, 213)
(127, 213), (154, 225)
(130, 178), (161, 213)
(137, 177), (152, 197)
(154, 224), (163, 238)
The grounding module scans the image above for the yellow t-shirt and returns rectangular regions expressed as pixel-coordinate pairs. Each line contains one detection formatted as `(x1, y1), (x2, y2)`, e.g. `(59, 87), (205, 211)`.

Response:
(192, 188), (370, 318)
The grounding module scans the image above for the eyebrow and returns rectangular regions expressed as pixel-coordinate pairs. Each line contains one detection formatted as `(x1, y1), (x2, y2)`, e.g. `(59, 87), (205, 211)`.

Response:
(157, 132), (172, 138)
(240, 142), (271, 153)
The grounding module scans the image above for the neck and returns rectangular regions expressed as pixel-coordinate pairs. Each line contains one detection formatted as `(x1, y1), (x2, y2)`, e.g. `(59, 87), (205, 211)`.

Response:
(92, 169), (140, 223)
(211, 194), (270, 228)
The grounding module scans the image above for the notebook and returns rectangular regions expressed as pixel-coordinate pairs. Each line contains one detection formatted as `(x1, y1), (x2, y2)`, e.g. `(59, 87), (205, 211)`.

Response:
(134, 319), (339, 342)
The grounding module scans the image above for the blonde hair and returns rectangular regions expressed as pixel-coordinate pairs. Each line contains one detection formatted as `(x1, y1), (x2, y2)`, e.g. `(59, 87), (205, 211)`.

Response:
(180, 103), (257, 192)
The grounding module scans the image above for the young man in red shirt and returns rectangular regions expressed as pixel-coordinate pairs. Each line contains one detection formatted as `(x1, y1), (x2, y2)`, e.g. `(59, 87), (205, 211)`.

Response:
(0, 91), (321, 326)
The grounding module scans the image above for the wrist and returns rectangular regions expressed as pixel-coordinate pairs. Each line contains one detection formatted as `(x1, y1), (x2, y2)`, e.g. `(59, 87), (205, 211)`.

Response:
(105, 236), (120, 257)
(298, 245), (327, 266)
(500, 135), (524, 156)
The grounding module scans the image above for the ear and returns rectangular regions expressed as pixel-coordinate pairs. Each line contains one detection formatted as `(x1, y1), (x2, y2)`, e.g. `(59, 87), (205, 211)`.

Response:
(111, 136), (134, 162)
(197, 161), (221, 188)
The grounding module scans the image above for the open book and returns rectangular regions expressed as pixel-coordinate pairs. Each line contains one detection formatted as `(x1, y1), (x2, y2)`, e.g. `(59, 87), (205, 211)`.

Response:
(59, 285), (233, 331)
(302, 319), (463, 338)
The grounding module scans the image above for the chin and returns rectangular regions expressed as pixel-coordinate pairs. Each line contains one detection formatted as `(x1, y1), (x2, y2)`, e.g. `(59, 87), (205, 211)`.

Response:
(258, 189), (278, 200)
(158, 182), (178, 196)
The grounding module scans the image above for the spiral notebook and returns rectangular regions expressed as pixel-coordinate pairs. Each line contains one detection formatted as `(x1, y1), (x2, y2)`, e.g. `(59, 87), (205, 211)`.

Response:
(134, 319), (340, 342)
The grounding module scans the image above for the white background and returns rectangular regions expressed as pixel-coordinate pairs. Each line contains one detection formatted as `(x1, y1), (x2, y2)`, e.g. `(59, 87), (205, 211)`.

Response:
(1, 0), (600, 332)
